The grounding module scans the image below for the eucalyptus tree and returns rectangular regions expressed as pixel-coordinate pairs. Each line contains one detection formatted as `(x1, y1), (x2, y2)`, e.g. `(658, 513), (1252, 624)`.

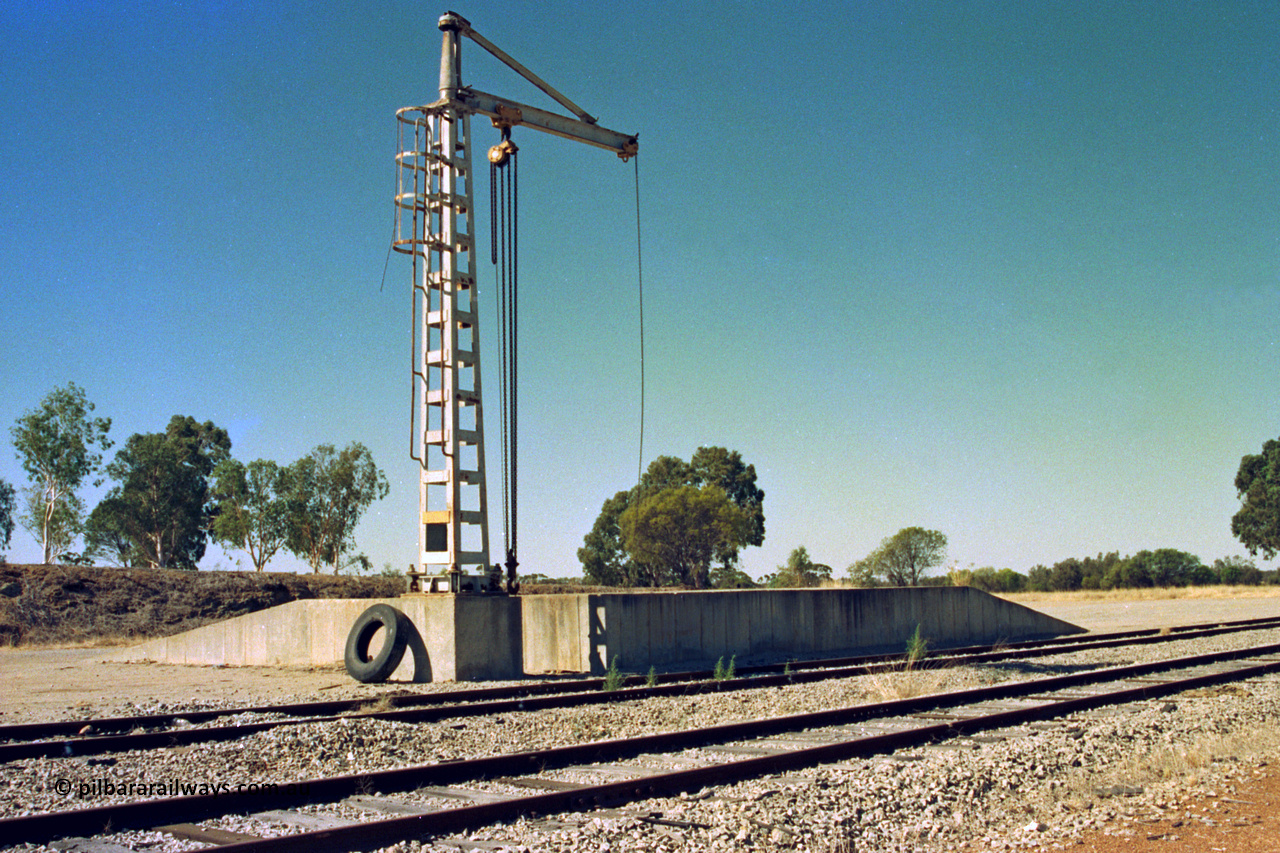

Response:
(768, 545), (833, 588)
(10, 383), (112, 562)
(619, 485), (744, 589)
(852, 527), (948, 586)
(285, 443), (389, 574)
(0, 477), (16, 554)
(578, 490), (635, 586)
(1233, 436), (1280, 560)
(211, 458), (293, 571)
(92, 416), (230, 569)
(579, 447), (766, 588)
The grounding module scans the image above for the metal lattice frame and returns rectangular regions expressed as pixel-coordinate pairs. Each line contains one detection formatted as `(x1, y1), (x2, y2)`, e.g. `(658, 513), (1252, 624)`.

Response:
(395, 96), (490, 587)
(392, 12), (636, 593)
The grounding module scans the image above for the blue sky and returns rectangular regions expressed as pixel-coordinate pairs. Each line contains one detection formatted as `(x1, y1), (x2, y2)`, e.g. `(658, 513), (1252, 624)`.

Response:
(2, 1), (1278, 579)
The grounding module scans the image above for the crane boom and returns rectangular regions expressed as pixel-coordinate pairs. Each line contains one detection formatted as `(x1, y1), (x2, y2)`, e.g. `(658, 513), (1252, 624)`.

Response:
(453, 88), (638, 159)
(448, 14), (597, 123)
(436, 11), (637, 159)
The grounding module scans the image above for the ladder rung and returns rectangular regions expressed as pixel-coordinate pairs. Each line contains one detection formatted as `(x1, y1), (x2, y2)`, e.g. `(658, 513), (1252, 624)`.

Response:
(421, 551), (489, 565)
(421, 469), (485, 485)
(427, 271), (475, 288)
(424, 389), (480, 406)
(425, 349), (476, 366)
(425, 429), (480, 446)
(425, 192), (469, 214)
(421, 510), (486, 525)
(426, 309), (476, 328)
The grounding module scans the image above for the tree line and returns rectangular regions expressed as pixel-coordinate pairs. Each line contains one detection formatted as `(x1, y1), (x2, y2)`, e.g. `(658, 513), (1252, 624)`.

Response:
(1, 383), (388, 573)
(756, 539), (1271, 593)
(576, 429), (1280, 591)
(962, 551), (1272, 593)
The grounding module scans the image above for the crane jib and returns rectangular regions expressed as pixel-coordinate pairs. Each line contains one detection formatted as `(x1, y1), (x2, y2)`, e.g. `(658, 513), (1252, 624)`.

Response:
(454, 88), (638, 160)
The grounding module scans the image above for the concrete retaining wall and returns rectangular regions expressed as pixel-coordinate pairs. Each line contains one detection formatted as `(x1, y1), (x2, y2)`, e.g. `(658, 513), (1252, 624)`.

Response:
(110, 595), (522, 682)
(521, 587), (1084, 675)
(110, 587), (1081, 681)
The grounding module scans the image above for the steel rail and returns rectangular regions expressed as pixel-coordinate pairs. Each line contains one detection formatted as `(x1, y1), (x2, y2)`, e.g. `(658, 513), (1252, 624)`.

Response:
(5, 640), (1280, 848)
(214, 651), (1280, 853)
(6, 614), (1273, 744)
(5, 616), (1280, 763)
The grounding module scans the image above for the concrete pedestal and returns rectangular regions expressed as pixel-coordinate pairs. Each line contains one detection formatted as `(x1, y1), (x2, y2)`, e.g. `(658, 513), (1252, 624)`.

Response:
(395, 594), (522, 681)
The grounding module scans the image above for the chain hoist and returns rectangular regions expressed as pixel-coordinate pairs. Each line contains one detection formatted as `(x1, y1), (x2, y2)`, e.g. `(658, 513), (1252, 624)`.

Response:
(490, 126), (520, 594)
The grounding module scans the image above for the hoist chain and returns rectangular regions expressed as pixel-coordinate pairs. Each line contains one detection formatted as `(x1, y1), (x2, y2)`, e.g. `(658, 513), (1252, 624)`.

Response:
(490, 130), (519, 594)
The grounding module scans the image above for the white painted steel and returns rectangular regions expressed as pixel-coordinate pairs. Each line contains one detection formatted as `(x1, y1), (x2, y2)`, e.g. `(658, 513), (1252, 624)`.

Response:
(459, 88), (637, 157)
(394, 13), (637, 591)
(395, 20), (492, 584)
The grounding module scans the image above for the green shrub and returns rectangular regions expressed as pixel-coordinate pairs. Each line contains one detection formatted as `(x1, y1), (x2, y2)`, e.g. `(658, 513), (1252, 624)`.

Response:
(602, 657), (624, 692)
(713, 654), (737, 681)
(905, 624), (928, 669)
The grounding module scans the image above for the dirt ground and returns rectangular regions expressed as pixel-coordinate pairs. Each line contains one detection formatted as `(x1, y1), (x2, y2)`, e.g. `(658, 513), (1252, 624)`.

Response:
(0, 647), (402, 725)
(1020, 593), (1280, 634)
(1032, 769), (1280, 853)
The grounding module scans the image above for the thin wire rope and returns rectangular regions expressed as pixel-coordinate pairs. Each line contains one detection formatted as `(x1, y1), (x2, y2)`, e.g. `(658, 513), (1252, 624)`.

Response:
(634, 154), (645, 482)
(490, 158), (499, 265)
(381, 122), (400, 293)
(506, 160), (513, 556)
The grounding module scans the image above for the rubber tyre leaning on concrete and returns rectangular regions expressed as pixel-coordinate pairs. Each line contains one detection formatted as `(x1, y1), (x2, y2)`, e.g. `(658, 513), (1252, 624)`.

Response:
(344, 604), (410, 683)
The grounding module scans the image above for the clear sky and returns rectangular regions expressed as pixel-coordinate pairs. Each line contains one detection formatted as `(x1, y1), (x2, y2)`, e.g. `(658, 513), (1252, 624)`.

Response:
(2, 1), (1278, 579)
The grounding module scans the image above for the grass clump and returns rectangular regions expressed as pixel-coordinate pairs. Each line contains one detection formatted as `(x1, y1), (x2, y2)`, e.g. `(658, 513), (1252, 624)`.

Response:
(905, 623), (929, 670)
(602, 657), (625, 692)
(868, 625), (939, 701)
(713, 654), (737, 681)
(645, 666), (658, 687)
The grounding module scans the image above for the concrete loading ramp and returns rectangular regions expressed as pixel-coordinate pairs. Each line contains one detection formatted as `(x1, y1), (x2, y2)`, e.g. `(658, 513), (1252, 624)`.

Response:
(523, 586), (1084, 675)
(110, 587), (1083, 681)
(109, 596), (521, 683)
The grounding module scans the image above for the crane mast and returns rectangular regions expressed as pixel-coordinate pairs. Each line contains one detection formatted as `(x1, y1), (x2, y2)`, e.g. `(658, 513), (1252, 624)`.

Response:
(394, 12), (636, 595)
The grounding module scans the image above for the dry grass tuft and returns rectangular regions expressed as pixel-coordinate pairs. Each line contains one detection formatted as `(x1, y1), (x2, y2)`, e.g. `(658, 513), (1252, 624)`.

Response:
(360, 695), (397, 715)
(1001, 585), (1280, 605)
(867, 668), (946, 700)
(1054, 713), (1280, 809)
(865, 624), (949, 700)
(15, 635), (140, 650)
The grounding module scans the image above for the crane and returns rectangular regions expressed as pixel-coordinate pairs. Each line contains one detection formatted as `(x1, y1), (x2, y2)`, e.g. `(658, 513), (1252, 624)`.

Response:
(393, 12), (637, 596)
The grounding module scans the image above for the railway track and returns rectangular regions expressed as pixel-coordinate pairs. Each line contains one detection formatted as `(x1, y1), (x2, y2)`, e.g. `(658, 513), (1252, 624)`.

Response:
(5, 631), (1280, 852)
(4, 615), (1279, 764)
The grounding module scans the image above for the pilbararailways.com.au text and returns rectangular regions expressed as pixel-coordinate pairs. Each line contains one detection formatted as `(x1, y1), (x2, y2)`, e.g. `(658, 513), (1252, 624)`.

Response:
(54, 778), (312, 799)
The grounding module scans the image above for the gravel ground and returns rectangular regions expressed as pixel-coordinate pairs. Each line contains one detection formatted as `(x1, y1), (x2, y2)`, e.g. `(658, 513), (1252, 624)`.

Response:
(4, 624), (1280, 852)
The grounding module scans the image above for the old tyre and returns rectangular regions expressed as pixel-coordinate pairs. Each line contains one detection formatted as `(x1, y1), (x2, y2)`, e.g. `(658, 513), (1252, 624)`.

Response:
(344, 604), (409, 683)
